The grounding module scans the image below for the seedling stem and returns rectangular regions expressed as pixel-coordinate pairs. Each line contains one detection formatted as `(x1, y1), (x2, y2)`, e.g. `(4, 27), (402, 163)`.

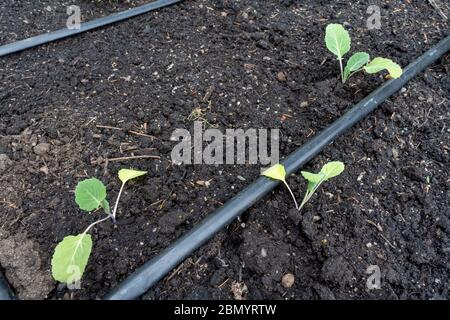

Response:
(283, 180), (299, 210)
(111, 182), (126, 222)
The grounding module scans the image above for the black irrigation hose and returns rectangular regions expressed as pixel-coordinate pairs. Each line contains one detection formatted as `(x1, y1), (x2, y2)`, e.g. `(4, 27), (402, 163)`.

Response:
(0, 271), (15, 300)
(105, 35), (450, 300)
(0, 0), (184, 57)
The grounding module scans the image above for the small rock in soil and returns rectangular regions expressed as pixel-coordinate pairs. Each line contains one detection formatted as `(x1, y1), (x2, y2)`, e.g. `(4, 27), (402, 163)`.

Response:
(301, 213), (316, 240)
(231, 281), (248, 300)
(300, 101), (309, 108)
(276, 71), (287, 82)
(401, 166), (425, 182)
(281, 273), (295, 288)
(250, 32), (265, 40)
(273, 22), (289, 34)
(33, 143), (50, 156)
(256, 40), (270, 50)
(0, 154), (12, 173)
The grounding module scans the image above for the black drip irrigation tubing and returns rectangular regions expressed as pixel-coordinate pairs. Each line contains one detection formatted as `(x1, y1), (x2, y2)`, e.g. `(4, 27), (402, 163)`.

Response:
(0, 0), (184, 57)
(104, 35), (450, 300)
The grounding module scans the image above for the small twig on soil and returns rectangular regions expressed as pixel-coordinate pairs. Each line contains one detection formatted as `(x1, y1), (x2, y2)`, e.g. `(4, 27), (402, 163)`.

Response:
(83, 117), (97, 127)
(366, 219), (397, 249)
(379, 233), (397, 250)
(218, 278), (230, 289)
(95, 125), (156, 139)
(203, 85), (215, 102)
(149, 199), (163, 207)
(428, 0), (448, 20)
(105, 155), (161, 162)
(128, 130), (155, 139)
(158, 199), (167, 211)
(366, 219), (383, 232)
(96, 125), (122, 130)
(167, 262), (185, 281)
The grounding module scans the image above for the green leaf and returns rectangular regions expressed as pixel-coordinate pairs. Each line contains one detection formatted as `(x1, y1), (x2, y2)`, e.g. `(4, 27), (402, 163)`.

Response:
(301, 171), (326, 192)
(343, 52), (370, 82)
(118, 169), (147, 184)
(262, 164), (286, 181)
(301, 171), (325, 184)
(75, 178), (107, 212)
(320, 161), (345, 180)
(101, 199), (110, 214)
(325, 24), (351, 60)
(51, 234), (93, 284)
(363, 57), (403, 78)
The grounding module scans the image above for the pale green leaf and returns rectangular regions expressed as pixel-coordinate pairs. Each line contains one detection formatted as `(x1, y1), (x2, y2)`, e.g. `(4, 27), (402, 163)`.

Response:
(262, 164), (286, 181)
(51, 234), (93, 284)
(101, 199), (110, 214)
(344, 52), (370, 81)
(306, 180), (316, 192)
(320, 161), (345, 180)
(118, 169), (147, 184)
(75, 178), (107, 212)
(363, 57), (403, 78)
(325, 24), (351, 60)
(301, 171), (325, 184)
(302, 171), (326, 192)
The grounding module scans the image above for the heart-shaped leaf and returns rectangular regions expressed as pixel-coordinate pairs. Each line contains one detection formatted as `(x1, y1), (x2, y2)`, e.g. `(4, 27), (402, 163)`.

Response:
(325, 24), (351, 60)
(51, 234), (93, 284)
(320, 161), (345, 180)
(118, 169), (147, 184)
(299, 161), (345, 211)
(301, 171), (325, 184)
(262, 164), (286, 182)
(344, 52), (370, 81)
(75, 178), (107, 212)
(364, 57), (402, 78)
(301, 172), (326, 192)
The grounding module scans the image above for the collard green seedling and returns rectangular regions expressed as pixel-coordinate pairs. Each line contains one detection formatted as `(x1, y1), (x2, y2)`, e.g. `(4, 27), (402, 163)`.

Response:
(324, 24), (351, 83)
(262, 161), (345, 211)
(299, 161), (345, 210)
(325, 23), (402, 83)
(262, 164), (299, 210)
(51, 169), (147, 285)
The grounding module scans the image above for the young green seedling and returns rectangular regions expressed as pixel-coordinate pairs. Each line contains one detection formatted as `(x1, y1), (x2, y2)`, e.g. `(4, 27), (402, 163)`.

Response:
(324, 24), (351, 83)
(262, 164), (299, 210)
(299, 161), (345, 210)
(51, 168), (147, 285)
(325, 23), (402, 83)
(262, 161), (345, 211)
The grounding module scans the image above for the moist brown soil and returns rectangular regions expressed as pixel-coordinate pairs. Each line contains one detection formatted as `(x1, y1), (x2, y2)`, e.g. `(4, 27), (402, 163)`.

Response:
(0, 0), (449, 300)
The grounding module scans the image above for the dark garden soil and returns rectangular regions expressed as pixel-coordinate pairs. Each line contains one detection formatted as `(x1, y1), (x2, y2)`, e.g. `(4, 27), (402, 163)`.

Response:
(0, 0), (449, 300)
